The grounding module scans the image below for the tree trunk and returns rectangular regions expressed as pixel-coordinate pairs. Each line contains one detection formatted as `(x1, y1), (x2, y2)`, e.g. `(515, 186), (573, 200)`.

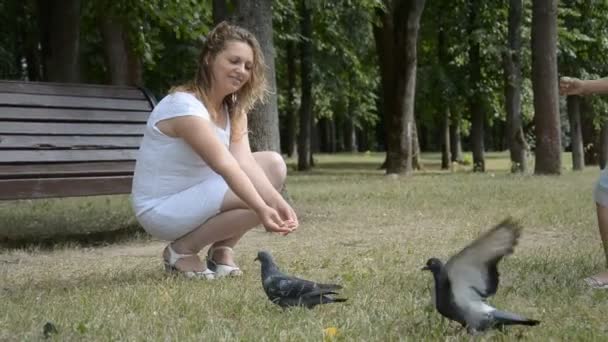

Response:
(581, 98), (599, 165)
(601, 120), (608, 170)
(213, 0), (233, 24)
(39, 0), (81, 82)
(344, 115), (357, 152)
(568, 96), (585, 170)
(532, 0), (561, 174)
(438, 21), (450, 170)
(234, 0), (281, 152)
(412, 117), (422, 170)
(285, 40), (298, 157)
(297, 0), (313, 170)
(504, 0), (527, 173)
(468, 0), (485, 172)
(450, 116), (463, 163)
(99, 16), (141, 86)
(441, 107), (451, 169)
(373, 0), (426, 175)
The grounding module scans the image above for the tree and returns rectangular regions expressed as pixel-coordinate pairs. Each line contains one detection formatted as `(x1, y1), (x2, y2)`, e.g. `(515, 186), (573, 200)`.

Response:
(467, 0), (485, 172)
(532, 0), (561, 174)
(297, 0), (313, 170)
(98, 12), (142, 86)
(38, 0), (82, 82)
(504, 0), (527, 173)
(374, 0), (426, 175)
(233, 0), (281, 153)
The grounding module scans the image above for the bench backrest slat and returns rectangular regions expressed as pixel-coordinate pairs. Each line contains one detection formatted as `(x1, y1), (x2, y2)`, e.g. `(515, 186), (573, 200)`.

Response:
(0, 135), (142, 149)
(0, 93), (152, 111)
(0, 107), (149, 122)
(0, 161), (135, 179)
(0, 81), (146, 99)
(0, 149), (139, 163)
(1, 122), (145, 135)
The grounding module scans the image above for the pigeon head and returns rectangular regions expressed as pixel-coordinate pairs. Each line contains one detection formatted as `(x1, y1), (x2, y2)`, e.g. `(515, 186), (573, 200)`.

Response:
(255, 250), (274, 264)
(255, 250), (280, 278)
(421, 258), (443, 274)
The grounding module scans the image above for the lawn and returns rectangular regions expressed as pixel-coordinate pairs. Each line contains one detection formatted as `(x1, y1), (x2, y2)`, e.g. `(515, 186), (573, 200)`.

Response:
(1, 152), (607, 341)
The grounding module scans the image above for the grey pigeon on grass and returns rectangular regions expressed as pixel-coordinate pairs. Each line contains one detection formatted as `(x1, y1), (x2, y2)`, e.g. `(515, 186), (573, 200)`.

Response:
(255, 251), (347, 308)
(422, 218), (540, 334)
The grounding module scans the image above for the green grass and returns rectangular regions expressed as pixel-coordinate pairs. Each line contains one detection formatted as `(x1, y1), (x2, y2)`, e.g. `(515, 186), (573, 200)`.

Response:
(2, 152), (608, 340)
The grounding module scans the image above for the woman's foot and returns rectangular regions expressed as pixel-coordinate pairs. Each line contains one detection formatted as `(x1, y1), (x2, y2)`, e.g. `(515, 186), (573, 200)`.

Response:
(584, 270), (608, 289)
(207, 246), (243, 277)
(163, 244), (215, 279)
(210, 246), (238, 267)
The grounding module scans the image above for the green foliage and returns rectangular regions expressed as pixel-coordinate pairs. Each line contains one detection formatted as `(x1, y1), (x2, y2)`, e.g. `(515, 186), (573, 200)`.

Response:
(80, 0), (212, 95)
(273, 0), (381, 148)
(558, 0), (608, 125)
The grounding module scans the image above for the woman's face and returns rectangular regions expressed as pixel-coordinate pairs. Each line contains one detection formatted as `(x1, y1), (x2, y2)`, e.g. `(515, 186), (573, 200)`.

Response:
(210, 41), (254, 97)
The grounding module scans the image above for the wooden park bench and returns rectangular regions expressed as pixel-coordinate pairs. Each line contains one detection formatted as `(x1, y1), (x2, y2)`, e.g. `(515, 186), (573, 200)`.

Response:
(0, 80), (156, 200)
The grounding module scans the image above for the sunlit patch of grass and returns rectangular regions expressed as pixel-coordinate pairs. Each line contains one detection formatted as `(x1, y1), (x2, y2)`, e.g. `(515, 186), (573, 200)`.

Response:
(1, 152), (608, 340)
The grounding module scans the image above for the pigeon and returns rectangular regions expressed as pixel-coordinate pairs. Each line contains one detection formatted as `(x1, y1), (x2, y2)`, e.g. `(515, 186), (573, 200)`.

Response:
(421, 218), (540, 334)
(254, 250), (347, 309)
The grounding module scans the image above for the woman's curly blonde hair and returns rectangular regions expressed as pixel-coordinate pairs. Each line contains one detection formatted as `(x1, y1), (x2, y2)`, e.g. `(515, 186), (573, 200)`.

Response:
(171, 21), (268, 141)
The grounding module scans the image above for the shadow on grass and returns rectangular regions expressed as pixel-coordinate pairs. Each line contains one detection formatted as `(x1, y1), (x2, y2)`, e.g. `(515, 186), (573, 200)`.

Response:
(0, 223), (149, 250)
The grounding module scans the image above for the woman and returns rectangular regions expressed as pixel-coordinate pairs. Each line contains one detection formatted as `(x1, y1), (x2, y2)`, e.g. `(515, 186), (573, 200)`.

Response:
(560, 76), (608, 288)
(131, 22), (298, 279)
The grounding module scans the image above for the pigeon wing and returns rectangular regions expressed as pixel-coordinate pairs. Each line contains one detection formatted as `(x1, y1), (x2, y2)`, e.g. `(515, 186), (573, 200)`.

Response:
(445, 218), (522, 302)
(265, 274), (324, 299)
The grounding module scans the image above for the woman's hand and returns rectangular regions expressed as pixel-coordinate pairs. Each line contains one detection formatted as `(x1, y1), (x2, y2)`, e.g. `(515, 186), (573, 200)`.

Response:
(559, 77), (585, 96)
(269, 196), (299, 233)
(256, 205), (295, 235)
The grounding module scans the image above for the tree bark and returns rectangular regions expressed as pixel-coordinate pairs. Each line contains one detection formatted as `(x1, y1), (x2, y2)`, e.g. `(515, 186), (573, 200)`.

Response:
(532, 0), (561, 174)
(213, 0), (233, 24)
(373, 0), (426, 175)
(450, 115), (463, 163)
(504, 0), (527, 173)
(468, 0), (485, 172)
(297, 0), (313, 170)
(285, 40), (298, 157)
(601, 120), (608, 170)
(567, 96), (585, 170)
(233, 0), (280, 152)
(39, 0), (81, 82)
(438, 20), (450, 170)
(99, 15), (141, 86)
(344, 113), (358, 152)
(441, 107), (451, 169)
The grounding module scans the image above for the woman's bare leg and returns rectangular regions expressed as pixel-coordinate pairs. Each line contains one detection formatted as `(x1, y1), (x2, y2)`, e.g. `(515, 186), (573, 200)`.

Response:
(166, 151), (287, 271)
(584, 203), (608, 288)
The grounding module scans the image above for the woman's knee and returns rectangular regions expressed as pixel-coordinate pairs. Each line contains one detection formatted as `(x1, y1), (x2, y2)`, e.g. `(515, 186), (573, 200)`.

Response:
(254, 151), (287, 189)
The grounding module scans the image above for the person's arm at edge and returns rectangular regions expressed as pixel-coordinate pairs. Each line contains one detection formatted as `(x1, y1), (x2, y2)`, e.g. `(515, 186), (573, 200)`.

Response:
(582, 77), (608, 95)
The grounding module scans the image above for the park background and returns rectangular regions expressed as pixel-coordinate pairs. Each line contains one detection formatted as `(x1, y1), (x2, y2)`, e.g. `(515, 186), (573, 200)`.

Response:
(2, 0), (608, 340)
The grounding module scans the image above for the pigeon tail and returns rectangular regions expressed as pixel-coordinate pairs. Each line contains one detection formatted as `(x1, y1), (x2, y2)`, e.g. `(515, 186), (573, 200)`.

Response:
(327, 297), (348, 303)
(491, 309), (540, 326)
(315, 283), (343, 291)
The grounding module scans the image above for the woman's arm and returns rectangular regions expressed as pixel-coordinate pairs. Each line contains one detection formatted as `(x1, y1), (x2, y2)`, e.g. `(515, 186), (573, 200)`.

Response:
(230, 116), (298, 226)
(229, 117), (284, 206)
(168, 115), (291, 233)
(582, 78), (608, 95)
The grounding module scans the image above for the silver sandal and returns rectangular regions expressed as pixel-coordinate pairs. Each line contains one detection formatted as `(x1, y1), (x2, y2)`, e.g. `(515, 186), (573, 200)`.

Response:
(164, 244), (215, 280)
(206, 246), (243, 277)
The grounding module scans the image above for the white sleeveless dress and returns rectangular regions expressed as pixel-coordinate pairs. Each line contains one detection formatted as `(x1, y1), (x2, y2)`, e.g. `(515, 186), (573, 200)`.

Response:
(131, 92), (231, 240)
